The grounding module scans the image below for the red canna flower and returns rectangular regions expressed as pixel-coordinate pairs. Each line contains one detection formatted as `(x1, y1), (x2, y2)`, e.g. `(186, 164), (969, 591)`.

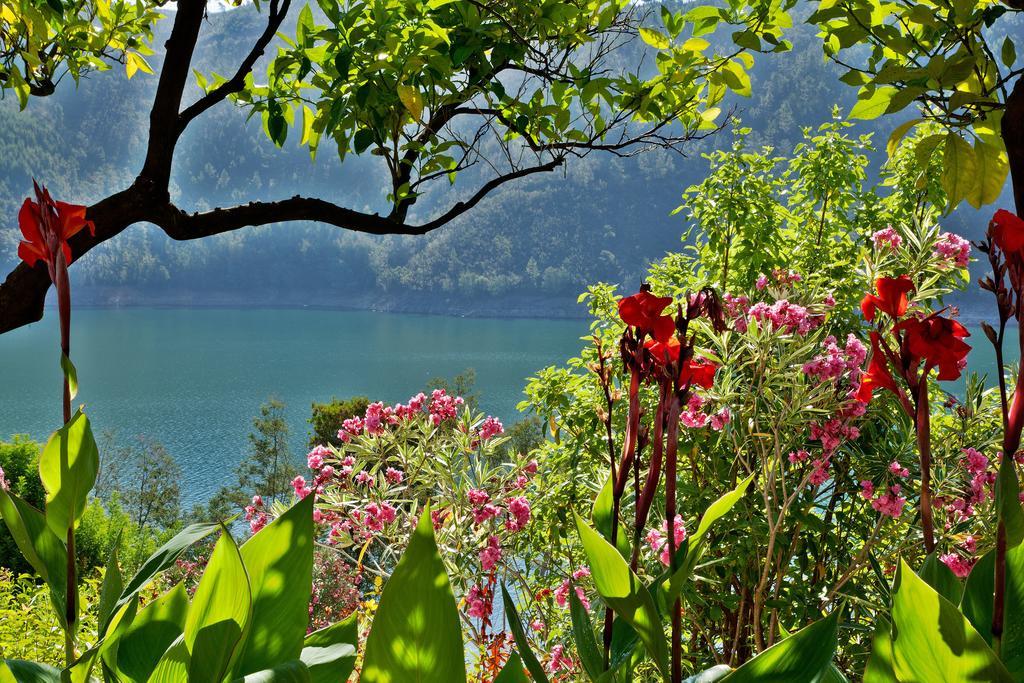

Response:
(17, 181), (94, 280)
(644, 336), (680, 365)
(618, 288), (675, 342)
(861, 275), (914, 322)
(856, 332), (899, 403)
(895, 313), (971, 381)
(991, 209), (1024, 256)
(679, 357), (717, 390)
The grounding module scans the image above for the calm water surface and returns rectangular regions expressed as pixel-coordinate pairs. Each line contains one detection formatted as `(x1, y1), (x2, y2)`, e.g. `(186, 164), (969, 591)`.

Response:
(0, 308), (586, 504)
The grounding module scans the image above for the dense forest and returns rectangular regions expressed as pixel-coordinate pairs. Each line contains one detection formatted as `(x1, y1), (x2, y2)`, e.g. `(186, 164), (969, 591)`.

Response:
(0, 4), (1005, 316)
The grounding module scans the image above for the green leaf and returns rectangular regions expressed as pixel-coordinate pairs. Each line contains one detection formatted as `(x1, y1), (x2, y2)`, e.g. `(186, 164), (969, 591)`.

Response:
(886, 118), (923, 157)
(1001, 37), (1016, 69)
(0, 489), (68, 628)
(397, 84), (424, 122)
(661, 473), (754, 604)
(39, 409), (99, 538)
(60, 354), (78, 400)
(683, 666), (732, 682)
(961, 542), (1024, 678)
(353, 128), (374, 154)
(361, 505), (465, 682)
(501, 585), (549, 683)
(996, 446), (1024, 548)
(1, 660), (61, 683)
(303, 615), (358, 683)
(494, 653), (530, 683)
(184, 528), (253, 682)
(920, 551), (963, 604)
(890, 559), (1012, 682)
(148, 635), (190, 683)
(850, 87), (896, 120)
(575, 513), (668, 679)
(592, 475), (630, 559)
(115, 583), (188, 683)
(97, 533), (123, 634)
(235, 494), (314, 676)
(941, 133), (977, 209)
(570, 590), (605, 680)
(967, 141), (1010, 209)
(721, 611), (839, 681)
(116, 521), (221, 614)
(863, 618), (895, 683)
(639, 28), (671, 49)
(238, 661), (311, 683)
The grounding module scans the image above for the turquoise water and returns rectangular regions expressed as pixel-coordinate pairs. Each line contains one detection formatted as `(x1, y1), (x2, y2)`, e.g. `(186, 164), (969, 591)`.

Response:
(0, 308), (586, 504)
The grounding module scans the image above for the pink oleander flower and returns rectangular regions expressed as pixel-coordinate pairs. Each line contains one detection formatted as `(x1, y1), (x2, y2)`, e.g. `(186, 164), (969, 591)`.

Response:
(466, 584), (492, 620)
(940, 552), (975, 578)
(478, 416), (504, 440)
(429, 389), (464, 425)
(479, 535), (502, 571)
(889, 461), (910, 478)
(307, 445), (331, 470)
(292, 475), (312, 498)
(859, 480), (874, 499)
(962, 535), (977, 553)
(756, 274), (769, 290)
(646, 515), (688, 565)
(354, 470), (374, 487)
(548, 644), (576, 673)
(468, 489), (490, 506)
(530, 620), (546, 632)
(384, 467), (404, 484)
(338, 416), (364, 442)
(431, 508), (450, 530)
(748, 299), (821, 335)
(788, 449), (809, 464)
(554, 569), (591, 611)
(809, 457), (831, 486)
(0, 466), (7, 491)
(872, 226), (903, 251)
(506, 496), (531, 532)
(710, 407), (731, 431)
(474, 503), (500, 526)
(934, 232), (971, 269)
(872, 485), (907, 518)
(524, 459), (539, 474)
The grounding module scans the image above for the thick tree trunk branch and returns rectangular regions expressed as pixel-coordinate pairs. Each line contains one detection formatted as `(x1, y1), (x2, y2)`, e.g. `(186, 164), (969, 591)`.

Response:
(1004, 75), (1024, 215)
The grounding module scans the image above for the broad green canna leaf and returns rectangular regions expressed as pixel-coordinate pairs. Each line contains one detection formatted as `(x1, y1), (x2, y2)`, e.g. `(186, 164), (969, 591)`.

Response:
(235, 494), (315, 677)
(592, 474), (631, 560)
(0, 489), (68, 629)
(575, 513), (668, 679)
(919, 551), (962, 604)
(890, 559), (1011, 682)
(115, 583), (189, 683)
(863, 618), (896, 683)
(39, 409), (99, 539)
(184, 527), (253, 682)
(148, 636), (190, 683)
(1, 660), (61, 683)
(721, 610), (839, 681)
(302, 615), (358, 683)
(361, 505), (465, 682)
(236, 661), (311, 683)
(97, 533), (123, 635)
(961, 542), (1024, 679)
(494, 653), (531, 683)
(115, 521), (221, 617)
(570, 590), (605, 680)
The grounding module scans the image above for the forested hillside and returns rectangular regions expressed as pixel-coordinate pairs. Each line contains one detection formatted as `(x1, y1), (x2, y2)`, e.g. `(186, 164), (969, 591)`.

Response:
(0, 4), (1003, 316)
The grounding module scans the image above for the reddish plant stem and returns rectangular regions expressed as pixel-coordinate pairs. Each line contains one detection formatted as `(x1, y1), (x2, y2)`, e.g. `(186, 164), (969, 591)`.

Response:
(55, 251), (75, 665)
(665, 394), (682, 683)
(915, 378), (936, 554)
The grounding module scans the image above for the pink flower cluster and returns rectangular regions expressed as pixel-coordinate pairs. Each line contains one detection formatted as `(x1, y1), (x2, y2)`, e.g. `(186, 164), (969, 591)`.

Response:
(429, 388), (464, 425)
(0, 466), (7, 492)
(802, 334), (867, 382)
(871, 484), (907, 518)
(940, 552), (975, 578)
(872, 226), (903, 251)
(478, 416), (504, 440)
(756, 269), (802, 291)
(467, 490), (531, 532)
(805, 404), (864, 485)
(748, 299), (822, 336)
(934, 232), (971, 269)
(554, 567), (591, 610)
(244, 495), (269, 534)
(479, 534), (502, 570)
(963, 448), (996, 506)
(645, 515), (688, 566)
(467, 583), (492, 620)
(680, 393), (731, 431)
(335, 392), (432, 442)
(548, 644), (577, 673)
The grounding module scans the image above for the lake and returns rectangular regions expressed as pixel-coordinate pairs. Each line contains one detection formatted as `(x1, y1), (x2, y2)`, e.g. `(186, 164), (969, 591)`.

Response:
(0, 308), (587, 504)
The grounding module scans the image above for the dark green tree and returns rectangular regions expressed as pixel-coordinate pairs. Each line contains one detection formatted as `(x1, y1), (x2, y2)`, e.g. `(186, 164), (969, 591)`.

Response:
(308, 396), (370, 448)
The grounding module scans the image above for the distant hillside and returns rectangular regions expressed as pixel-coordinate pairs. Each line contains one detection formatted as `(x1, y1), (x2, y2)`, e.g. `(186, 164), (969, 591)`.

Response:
(0, 5), (1010, 318)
